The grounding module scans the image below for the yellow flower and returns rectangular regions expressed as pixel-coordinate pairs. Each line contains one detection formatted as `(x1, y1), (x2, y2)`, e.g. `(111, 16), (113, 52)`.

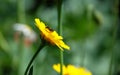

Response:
(35, 18), (70, 50)
(53, 64), (92, 75)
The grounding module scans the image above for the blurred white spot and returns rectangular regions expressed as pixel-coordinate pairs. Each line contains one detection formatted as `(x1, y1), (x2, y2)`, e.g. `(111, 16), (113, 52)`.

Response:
(13, 23), (37, 43)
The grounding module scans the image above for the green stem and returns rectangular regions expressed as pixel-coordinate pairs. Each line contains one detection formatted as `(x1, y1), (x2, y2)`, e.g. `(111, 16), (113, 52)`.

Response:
(24, 44), (45, 75)
(108, 0), (118, 74)
(57, 0), (62, 35)
(57, 0), (63, 75)
(81, 45), (86, 67)
(60, 50), (63, 75)
(109, 51), (114, 75)
(17, 0), (26, 23)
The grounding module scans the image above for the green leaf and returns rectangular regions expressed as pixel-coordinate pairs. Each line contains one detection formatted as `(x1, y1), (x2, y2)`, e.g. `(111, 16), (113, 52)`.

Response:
(0, 32), (10, 52)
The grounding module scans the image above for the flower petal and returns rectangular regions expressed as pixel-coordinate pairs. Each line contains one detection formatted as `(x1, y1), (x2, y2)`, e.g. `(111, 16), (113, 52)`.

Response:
(35, 18), (46, 32)
(35, 18), (70, 50)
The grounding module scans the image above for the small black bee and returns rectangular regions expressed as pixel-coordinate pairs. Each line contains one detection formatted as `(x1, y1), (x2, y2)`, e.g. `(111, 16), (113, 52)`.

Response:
(46, 26), (54, 32)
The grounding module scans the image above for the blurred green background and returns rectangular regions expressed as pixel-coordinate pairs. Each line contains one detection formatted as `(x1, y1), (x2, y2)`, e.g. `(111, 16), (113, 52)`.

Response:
(0, 0), (119, 75)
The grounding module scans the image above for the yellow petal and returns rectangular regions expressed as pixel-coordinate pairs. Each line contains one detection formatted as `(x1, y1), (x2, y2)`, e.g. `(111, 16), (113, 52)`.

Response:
(51, 31), (63, 39)
(55, 43), (64, 51)
(35, 18), (70, 51)
(35, 18), (46, 32)
(53, 64), (92, 75)
(59, 41), (70, 50)
(53, 64), (67, 74)
(53, 64), (61, 73)
(78, 68), (92, 75)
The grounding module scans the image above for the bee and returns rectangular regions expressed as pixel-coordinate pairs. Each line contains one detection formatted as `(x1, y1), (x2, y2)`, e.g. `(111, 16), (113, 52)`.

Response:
(46, 26), (54, 32)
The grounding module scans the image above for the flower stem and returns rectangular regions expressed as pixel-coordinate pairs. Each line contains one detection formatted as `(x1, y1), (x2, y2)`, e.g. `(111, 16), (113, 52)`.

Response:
(57, 0), (63, 75)
(81, 44), (86, 67)
(108, 0), (118, 74)
(17, 0), (26, 23)
(60, 50), (63, 75)
(24, 43), (45, 75)
(57, 0), (62, 35)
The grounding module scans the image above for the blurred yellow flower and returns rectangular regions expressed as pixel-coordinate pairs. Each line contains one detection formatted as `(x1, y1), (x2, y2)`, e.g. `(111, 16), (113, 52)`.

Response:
(35, 18), (70, 50)
(53, 64), (92, 75)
